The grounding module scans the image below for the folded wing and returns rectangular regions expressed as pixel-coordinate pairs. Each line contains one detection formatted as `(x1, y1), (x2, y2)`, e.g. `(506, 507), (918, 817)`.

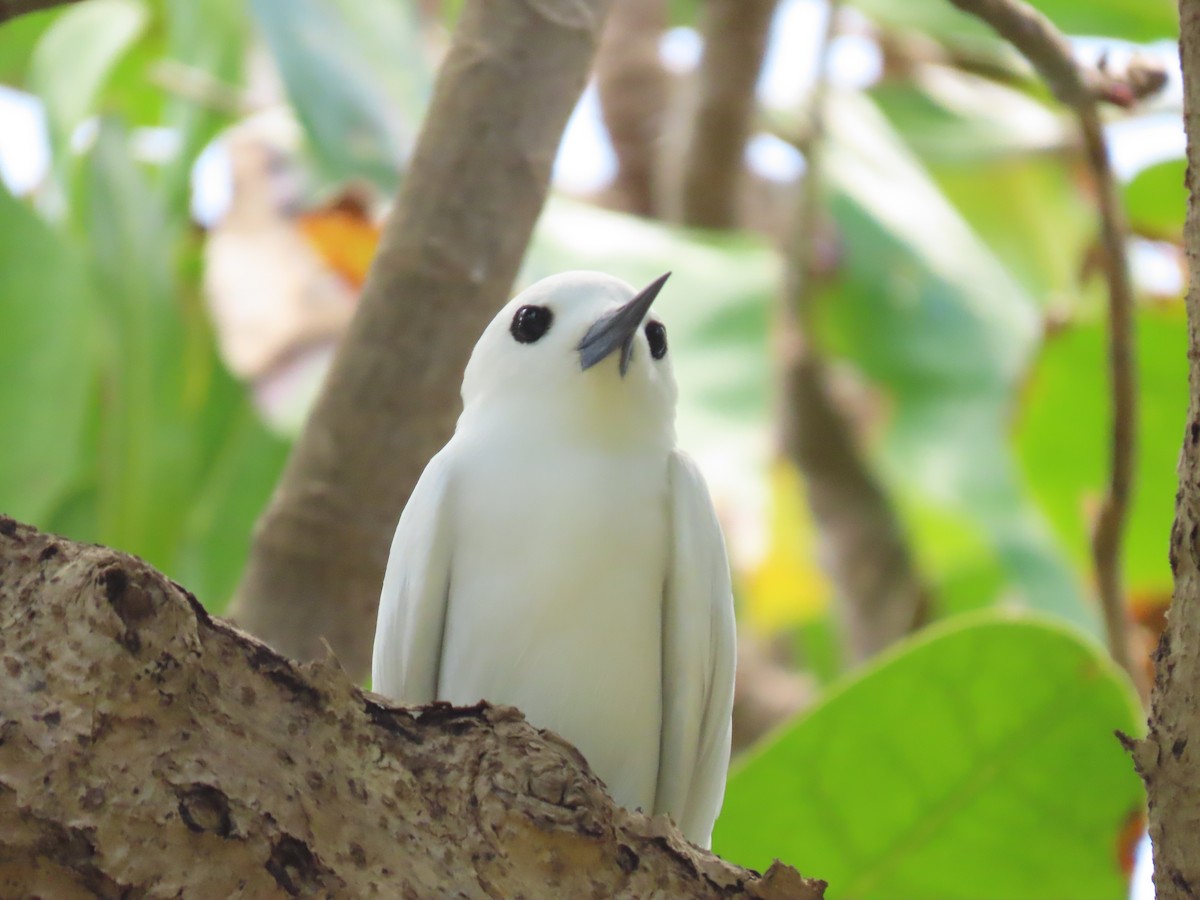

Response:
(655, 451), (737, 848)
(371, 448), (456, 704)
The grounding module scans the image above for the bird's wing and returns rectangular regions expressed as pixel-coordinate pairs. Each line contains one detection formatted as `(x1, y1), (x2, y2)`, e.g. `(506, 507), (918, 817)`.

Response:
(371, 446), (456, 705)
(656, 450), (737, 848)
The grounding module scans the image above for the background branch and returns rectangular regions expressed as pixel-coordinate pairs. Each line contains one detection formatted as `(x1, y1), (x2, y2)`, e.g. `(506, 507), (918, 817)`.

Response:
(0, 517), (824, 898)
(594, 0), (670, 217)
(782, 0), (931, 663)
(674, 0), (779, 228)
(228, 0), (614, 679)
(946, 0), (1142, 695)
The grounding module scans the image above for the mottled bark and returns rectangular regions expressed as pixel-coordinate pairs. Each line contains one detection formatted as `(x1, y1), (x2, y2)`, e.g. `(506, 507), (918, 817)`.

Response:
(1126, 1), (1200, 894)
(674, 0), (778, 228)
(228, 0), (614, 679)
(0, 518), (824, 899)
(594, 0), (670, 216)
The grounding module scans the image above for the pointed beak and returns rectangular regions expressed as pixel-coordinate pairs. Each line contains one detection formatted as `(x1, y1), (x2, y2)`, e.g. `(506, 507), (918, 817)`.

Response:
(577, 272), (670, 377)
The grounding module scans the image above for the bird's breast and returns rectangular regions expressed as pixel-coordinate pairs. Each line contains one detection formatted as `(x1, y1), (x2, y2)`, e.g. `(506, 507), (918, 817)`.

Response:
(438, 442), (670, 813)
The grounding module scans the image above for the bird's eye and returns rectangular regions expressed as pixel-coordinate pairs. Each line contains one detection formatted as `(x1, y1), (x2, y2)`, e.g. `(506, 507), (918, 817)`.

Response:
(645, 320), (667, 360)
(510, 305), (553, 344)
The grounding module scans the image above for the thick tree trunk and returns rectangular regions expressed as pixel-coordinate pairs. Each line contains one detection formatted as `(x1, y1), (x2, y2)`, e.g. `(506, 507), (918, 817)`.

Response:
(1129, 1), (1200, 893)
(227, 0), (615, 680)
(0, 517), (824, 898)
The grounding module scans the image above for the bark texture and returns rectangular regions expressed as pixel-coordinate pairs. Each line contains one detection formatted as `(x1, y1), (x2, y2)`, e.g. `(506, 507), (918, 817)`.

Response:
(0, 518), (824, 899)
(674, 0), (779, 229)
(1128, 1), (1200, 893)
(228, 0), (614, 679)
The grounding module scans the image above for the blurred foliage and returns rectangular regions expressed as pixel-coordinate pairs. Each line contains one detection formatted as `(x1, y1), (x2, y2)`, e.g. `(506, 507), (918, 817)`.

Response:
(715, 613), (1143, 899)
(0, 0), (1184, 896)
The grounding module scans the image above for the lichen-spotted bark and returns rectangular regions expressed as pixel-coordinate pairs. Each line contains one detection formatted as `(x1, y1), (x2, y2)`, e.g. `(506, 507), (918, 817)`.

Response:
(0, 519), (824, 899)
(1130, 1), (1200, 895)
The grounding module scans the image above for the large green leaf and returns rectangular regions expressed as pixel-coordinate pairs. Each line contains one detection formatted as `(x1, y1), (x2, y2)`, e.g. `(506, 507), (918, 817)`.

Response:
(0, 182), (95, 523)
(821, 92), (1096, 632)
(1028, 0), (1176, 41)
(715, 612), (1144, 900)
(1123, 158), (1186, 240)
(28, 0), (147, 157)
(870, 72), (1094, 308)
(72, 120), (286, 608)
(849, 0), (1175, 47)
(0, 6), (57, 86)
(250, 0), (430, 191)
(1017, 305), (1187, 602)
(159, 0), (248, 213)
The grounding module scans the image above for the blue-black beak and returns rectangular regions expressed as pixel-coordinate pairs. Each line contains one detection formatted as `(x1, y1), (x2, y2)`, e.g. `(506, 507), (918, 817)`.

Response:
(577, 272), (670, 377)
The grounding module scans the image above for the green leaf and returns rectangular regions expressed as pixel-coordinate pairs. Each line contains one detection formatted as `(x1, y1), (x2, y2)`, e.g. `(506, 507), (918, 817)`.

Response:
(1027, 0), (1176, 41)
(0, 6), (57, 86)
(0, 182), (95, 523)
(159, 0), (249, 213)
(176, 370), (290, 611)
(715, 612), (1144, 900)
(29, 0), (147, 156)
(1017, 305), (1187, 603)
(821, 91), (1096, 632)
(1123, 158), (1186, 240)
(849, 0), (1175, 46)
(870, 72), (1095, 307)
(251, 0), (429, 190)
(60, 119), (289, 608)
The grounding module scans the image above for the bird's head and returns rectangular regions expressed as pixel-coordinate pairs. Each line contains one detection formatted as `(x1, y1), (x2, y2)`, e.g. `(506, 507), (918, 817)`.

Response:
(459, 271), (678, 448)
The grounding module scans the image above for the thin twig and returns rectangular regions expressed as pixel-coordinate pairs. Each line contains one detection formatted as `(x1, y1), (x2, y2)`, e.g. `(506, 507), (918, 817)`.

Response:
(781, 0), (931, 663)
(0, 0), (80, 23)
(947, 0), (1142, 695)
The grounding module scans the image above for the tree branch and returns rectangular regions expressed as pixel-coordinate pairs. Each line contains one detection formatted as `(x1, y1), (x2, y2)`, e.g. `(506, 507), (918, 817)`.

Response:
(228, 0), (615, 679)
(594, 0), (670, 216)
(674, 0), (779, 228)
(781, 1), (931, 663)
(0, 517), (825, 898)
(945, 0), (1143, 696)
(1126, 2), (1200, 892)
(0, 0), (79, 23)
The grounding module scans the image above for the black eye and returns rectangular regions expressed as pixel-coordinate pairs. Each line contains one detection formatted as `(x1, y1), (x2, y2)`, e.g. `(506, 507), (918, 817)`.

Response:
(510, 305), (553, 344)
(645, 320), (667, 360)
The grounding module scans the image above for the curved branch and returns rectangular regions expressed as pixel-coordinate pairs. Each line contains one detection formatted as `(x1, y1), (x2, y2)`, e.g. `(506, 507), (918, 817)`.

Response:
(947, 0), (1142, 696)
(0, 517), (824, 898)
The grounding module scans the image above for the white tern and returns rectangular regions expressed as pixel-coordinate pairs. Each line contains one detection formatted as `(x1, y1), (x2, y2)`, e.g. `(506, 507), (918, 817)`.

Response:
(371, 270), (736, 847)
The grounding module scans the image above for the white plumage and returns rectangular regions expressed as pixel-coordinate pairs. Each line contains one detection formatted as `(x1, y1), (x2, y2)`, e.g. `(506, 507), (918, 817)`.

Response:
(371, 270), (736, 847)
